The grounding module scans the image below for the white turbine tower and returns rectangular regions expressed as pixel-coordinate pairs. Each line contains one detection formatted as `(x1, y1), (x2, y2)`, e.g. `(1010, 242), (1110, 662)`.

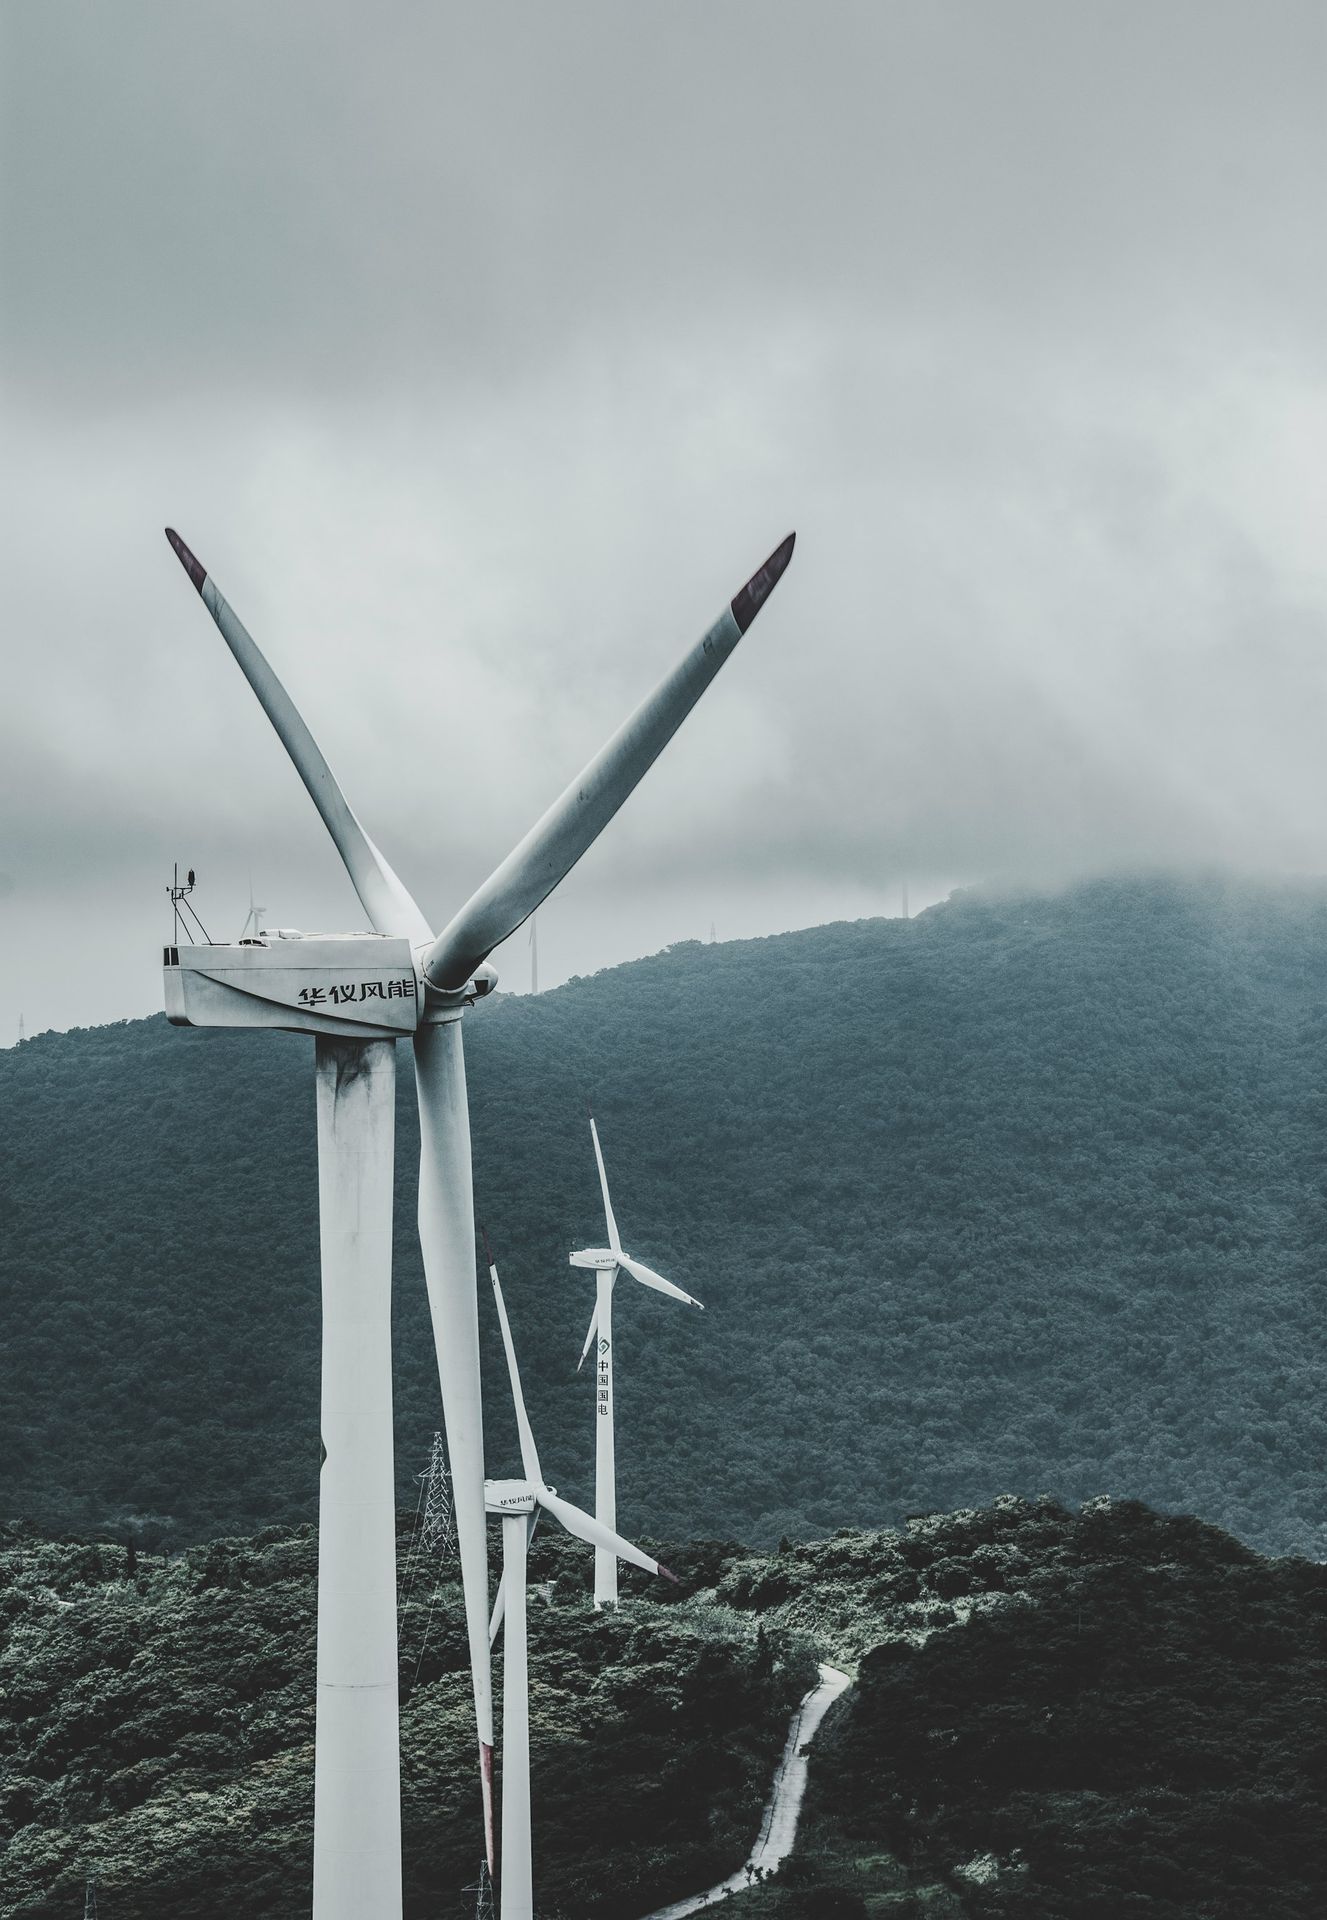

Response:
(160, 525), (794, 1916)
(571, 1114), (702, 1609)
(485, 1240), (675, 1920)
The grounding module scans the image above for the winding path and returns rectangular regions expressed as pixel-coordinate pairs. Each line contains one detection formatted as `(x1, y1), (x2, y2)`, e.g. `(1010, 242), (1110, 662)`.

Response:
(643, 1662), (851, 1918)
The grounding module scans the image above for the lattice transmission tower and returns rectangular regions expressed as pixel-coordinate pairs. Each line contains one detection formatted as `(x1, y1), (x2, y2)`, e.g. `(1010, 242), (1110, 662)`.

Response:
(464, 1859), (495, 1920)
(420, 1429), (455, 1559)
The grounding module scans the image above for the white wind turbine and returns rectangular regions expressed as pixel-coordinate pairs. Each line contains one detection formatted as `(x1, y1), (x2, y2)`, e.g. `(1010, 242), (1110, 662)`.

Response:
(485, 1240), (676, 1920)
(160, 526), (794, 1918)
(572, 1114), (702, 1609)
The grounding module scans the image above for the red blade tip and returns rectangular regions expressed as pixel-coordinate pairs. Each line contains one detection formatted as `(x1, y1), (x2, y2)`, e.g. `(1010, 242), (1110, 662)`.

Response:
(731, 532), (795, 634)
(657, 1562), (681, 1585)
(480, 1742), (495, 1874)
(164, 528), (207, 595)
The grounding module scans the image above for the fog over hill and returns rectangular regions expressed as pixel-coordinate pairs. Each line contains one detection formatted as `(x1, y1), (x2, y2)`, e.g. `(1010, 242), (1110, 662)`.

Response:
(3, 876), (1325, 1558)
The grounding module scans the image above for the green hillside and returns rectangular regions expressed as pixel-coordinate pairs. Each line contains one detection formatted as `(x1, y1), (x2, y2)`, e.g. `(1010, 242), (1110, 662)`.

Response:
(0, 1518), (811, 1919)
(704, 1496), (1327, 1919)
(3, 1498), (1322, 1918)
(3, 875), (1326, 1555)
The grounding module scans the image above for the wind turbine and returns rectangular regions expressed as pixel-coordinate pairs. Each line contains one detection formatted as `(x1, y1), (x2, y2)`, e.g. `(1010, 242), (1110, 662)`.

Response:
(485, 1239), (675, 1920)
(571, 1113), (702, 1608)
(239, 872), (266, 942)
(159, 525), (794, 1917)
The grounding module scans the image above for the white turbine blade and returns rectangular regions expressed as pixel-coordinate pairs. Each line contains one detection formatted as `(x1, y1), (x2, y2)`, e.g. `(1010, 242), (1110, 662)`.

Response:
(165, 530), (432, 946)
(487, 1510), (539, 1647)
(617, 1253), (704, 1309)
(413, 1027), (494, 1872)
(488, 1579), (505, 1648)
(421, 534), (795, 990)
(486, 1245), (544, 1489)
(576, 1301), (599, 1373)
(589, 1116), (621, 1253)
(535, 1486), (678, 1583)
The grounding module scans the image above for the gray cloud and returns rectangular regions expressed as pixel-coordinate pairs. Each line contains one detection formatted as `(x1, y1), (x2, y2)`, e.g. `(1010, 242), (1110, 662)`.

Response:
(6, 3), (1325, 404)
(3, 3), (1327, 1038)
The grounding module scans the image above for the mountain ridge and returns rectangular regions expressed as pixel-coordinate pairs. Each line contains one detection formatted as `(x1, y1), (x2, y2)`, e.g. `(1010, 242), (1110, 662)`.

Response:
(3, 874), (1326, 1556)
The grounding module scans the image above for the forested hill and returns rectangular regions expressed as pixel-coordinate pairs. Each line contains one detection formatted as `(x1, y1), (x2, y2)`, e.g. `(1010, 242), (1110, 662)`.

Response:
(3, 875), (1326, 1556)
(5, 1498), (1323, 1918)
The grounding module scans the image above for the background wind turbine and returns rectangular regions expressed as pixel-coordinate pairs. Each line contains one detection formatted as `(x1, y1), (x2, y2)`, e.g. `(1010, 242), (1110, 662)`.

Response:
(485, 1241), (675, 1920)
(238, 874), (266, 942)
(160, 526), (794, 1914)
(572, 1113), (702, 1608)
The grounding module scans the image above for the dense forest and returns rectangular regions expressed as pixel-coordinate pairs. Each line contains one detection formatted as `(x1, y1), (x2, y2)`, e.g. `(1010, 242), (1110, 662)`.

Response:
(714, 1497), (1327, 1919)
(0, 1516), (811, 1919)
(3, 875), (1327, 1556)
(3, 1498), (1322, 1918)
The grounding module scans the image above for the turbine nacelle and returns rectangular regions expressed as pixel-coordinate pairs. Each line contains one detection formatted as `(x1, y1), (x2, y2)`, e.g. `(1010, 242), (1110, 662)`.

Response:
(164, 931), (499, 1037)
(568, 1247), (619, 1272)
(484, 1479), (538, 1516)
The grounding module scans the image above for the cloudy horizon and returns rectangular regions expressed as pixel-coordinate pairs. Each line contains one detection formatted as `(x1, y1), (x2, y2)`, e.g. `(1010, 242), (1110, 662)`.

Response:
(4, 3), (1326, 1038)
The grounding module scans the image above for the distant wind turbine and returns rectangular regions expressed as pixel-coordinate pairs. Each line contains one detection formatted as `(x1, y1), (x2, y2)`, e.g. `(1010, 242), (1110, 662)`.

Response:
(572, 1113), (702, 1607)
(485, 1241), (675, 1920)
(239, 873), (266, 942)
(160, 525), (793, 1916)
(528, 915), (538, 996)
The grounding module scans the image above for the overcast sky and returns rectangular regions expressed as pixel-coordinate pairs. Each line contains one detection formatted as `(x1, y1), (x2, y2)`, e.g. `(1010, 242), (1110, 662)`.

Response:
(3, 2), (1326, 1037)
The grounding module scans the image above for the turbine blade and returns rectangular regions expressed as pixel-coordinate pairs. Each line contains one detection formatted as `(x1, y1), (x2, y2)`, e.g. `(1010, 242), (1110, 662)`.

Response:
(617, 1253), (704, 1309)
(486, 1245), (544, 1489)
(413, 1026), (495, 1872)
(164, 529), (432, 945)
(421, 534), (795, 990)
(489, 1509), (540, 1646)
(589, 1117), (621, 1253)
(535, 1486), (678, 1583)
(576, 1301), (599, 1373)
(488, 1579), (506, 1648)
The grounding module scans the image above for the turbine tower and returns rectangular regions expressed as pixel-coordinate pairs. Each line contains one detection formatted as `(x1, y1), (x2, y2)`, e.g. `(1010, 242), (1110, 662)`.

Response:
(571, 1114), (702, 1608)
(485, 1241), (674, 1920)
(159, 525), (794, 1915)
